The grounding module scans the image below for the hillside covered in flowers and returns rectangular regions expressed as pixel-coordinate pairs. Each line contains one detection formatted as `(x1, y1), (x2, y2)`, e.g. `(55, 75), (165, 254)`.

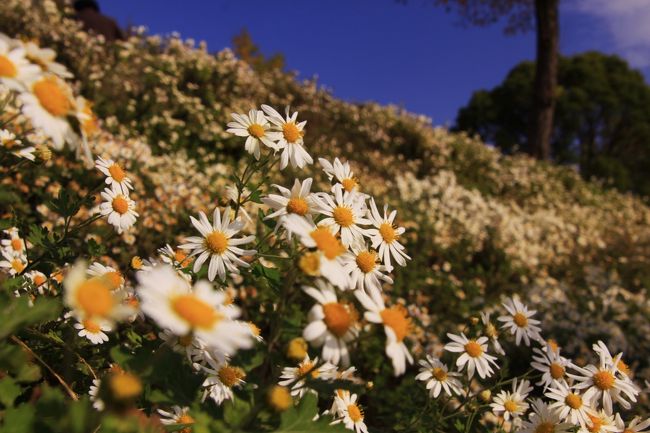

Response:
(0, 1), (649, 432)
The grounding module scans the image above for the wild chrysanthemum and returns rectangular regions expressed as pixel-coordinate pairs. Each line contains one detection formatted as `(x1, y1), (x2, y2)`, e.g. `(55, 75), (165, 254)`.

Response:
(95, 157), (133, 194)
(531, 343), (570, 390)
(582, 410), (619, 433)
(330, 389), (369, 433)
(73, 318), (111, 344)
(518, 399), (574, 433)
(318, 157), (361, 194)
(444, 333), (498, 379)
(200, 358), (246, 405)
(415, 355), (463, 398)
(0, 37), (41, 91)
(480, 312), (505, 356)
(226, 109), (278, 159)
(262, 178), (318, 223)
(278, 355), (337, 398)
(157, 406), (195, 433)
(179, 206), (256, 282)
(21, 40), (72, 79)
(302, 281), (358, 366)
(99, 185), (138, 234)
(354, 286), (413, 376)
(87, 262), (125, 291)
(1, 129), (35, 161)
(0, 249), (27, 276)
(342, 244), (392, 292)
(365, 198), (409, 272)
(490, 378), (532, 421)
(261, 104), (312, 169)
(614, 414), (650, 433)
(497, 296), (543, 346)
(1, 227), (26, 256)
(312, 186), (370, 248)
(546, 381), (594, 427)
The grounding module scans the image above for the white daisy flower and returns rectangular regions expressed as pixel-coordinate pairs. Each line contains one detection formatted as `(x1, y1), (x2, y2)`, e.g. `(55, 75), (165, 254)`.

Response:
(21, 40), (73, 79)
(415, 355), (463, 398)
(284, 214), (349, 290)
(342, 243), (392, 292)
(444, 333), (498, 379)
(312, 186), (370, 248)
(88, 378), (105, 411)
(490, 378), (532, 421)
(87, 262), (125, 291)
(580, 410), (620, 433)
(365, 198), (409, 272)
(0, 37), (41, 91)
(318, 157), (361, 194)
(73, 318), (111, 344)
(199, 357), (246, 406)
(531, 344), (570, 390)
(226, 109), (278, 159)
(95, 157), (133, 194)
(278, 355), (337, 398)
(614, 414), (650, 433)
(546, 381), (595, 427)
(261, 104), (312, 169)
(518, 399), (574, 433)
(19, 74), (75, 149)
(0, 249), (27, 276)
(480, 312), (505, 356)
(178, 206), (256, 282)
(158, 244), (194, 269)
(497, 296), (543, 346)
(262, 178), (318, 222)
(25, 270), (50, 294)
(1, 226), (26, 256)
(99, 185), (138, 234)
(592, 340), (633, 378)
(157, 406), (195, 431)
(330, 389), (369, 433)
(354, 286), (413, 376)
(1, 129), (35, 161)
(302, 281), (358, 366)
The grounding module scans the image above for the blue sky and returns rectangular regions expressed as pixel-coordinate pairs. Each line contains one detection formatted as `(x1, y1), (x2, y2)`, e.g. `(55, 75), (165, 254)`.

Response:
(101, 0), (650, 127)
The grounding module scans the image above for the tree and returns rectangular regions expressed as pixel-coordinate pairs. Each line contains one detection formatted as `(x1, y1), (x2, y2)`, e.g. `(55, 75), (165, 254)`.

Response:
(429, 0), (559, 160)
(456, 52), (650, 195)
(232, 29), (285, 73)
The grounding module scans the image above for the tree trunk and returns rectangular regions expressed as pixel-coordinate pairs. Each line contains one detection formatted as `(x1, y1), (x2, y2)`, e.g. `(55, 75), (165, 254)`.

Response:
(529, 0), (559, 160)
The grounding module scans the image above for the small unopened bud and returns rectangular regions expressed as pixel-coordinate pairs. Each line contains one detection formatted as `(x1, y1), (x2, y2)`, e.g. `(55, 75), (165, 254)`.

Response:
(130, 256), (143, 269)
(286, 337), (308, 361)
(35, 144), (52, 162)
(469, 316), (479, 325)
(267, 385), (292, 412)
(479, 389), (491, 402)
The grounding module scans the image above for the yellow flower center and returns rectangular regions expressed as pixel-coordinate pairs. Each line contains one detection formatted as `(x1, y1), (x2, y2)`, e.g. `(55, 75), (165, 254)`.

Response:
(592, 370), (615, 390)
(175, 250), (192, 267)
(102, 271), (123, 290)
(82, 318), (101, 333)
(355, 250), (377, 273)
(11, 238), (23, 252)
(205, 231), (228, 255)
(11, 258), (25, 273)
(347, 404), (364, 423)
(333, 206), (354, 228)
(112, 196), (130, 215)
(550, 362), (565, 380)
(267, 385), (292, 412)
(432, 367), (447, 381)
(76, 278), (114, 317)
(322, 302), (353, 337)
(310, 227), (345, 260)
(503, 400), (518, 413)
(33, 274), (47, 286)
(380, 305), (411, 342)
(81, 104), (98, 136)
(379, 223), (397, 243)
(109, 371), (142, 400)
(535, 422), (555, 433)
(108, 163), (126, 182)
(32, 77), (72, 117)
(282, 122), (302, 143)
(247, 123), (265, 138)
(218, 365), (245, 387)
(341, 178), (357, 192)
(177, 413), (195, 433)
(286, 197), (309, 215)
(617, 358), (631, 376)
(297, 360), (319, 378)
(286, 337), (308, 361)
(464, 340), (483, 358)
(547, 339), (559, 352)
(0, 55), (17, 77)
(513, 312), (528, 327)
(172, 294), (222, 329)
(298, 252), (321, 276)
(587, 415), (603, 433)
(565, 393), (582, 409)
(131, 256), (143, 269)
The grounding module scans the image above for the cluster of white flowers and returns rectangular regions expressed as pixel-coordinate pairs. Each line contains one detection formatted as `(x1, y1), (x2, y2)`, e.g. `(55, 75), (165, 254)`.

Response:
(416, 295), (646, 432)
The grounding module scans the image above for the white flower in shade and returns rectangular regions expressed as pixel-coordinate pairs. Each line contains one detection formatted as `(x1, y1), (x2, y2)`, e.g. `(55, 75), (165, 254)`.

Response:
(354, 286), (412, 376)
(313, 186), (370, 248)
(592, 340), (633, 378)
(284, 214), (349, 290)
(26, 270), (50, 294)
(0, 37), (41, 90)
(21, 40), (72, 79)
(490, 378), (532, 421)
(199, 357), (246, 406)
(546, 381), (595, 427)
(365, 198), (409, 272)
(99, 185), (138, 234)
(262, 178), (318, 223)
(88, 379), (104, 411)
(531, 344), (570, 390)
(261, 104), (312, 169)
(318, 157), (361, 194)
(415, 355), (463, 398)
(518, 399), (574, 433)
(137, 265), (253, 357)
(178, 206), (256, 282)
(330, 389), (369, 433)
(1, 227), (26, 256)
(480, 312), (505, 356)
(157, 406), (195, 431)
(158, 244), (194, 269)
(63, 261), (133, 324)
(1, 129), (35, 161)
(444, 333), (498, 379)
(87, 262), (125, 291)
(95, 157), (133, 194)
(580, 410), (620, 433)
(0, 250), (27, 276)
(73, 318), (111, 344)
(158, 328), (208, 367)
(302, 281), (358, 366)
(342, 244), (392, 292)
(568, 351), (639, 414)
(614, 414), (650, 433)
(497, 296), (543, 346)
(20, 74), (75, 149)
(278, 355), (337, 398)
(226, 109), (278, 159)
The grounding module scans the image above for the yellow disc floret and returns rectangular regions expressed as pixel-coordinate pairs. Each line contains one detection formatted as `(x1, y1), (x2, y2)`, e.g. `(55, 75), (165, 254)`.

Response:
(32, 77), (72, 117)
(205, 231), (228, 255)
(76, 278), (114, 317)
(464, 340), (483, 358)
(355, 250), (377, 273)
(380, 305), (411, 342)
(172, 294), (222, 329)
(322, 302), (353, 337)
(0, 55), (17, 77)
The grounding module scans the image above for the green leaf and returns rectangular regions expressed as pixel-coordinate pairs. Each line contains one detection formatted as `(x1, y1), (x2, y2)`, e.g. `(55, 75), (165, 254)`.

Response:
(0, 296), (62, 340)
(223, 397), (251, 427)
(0, 403), (35, 433)
(273, 393), (348, 433)
(0, 376), (22, 407)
